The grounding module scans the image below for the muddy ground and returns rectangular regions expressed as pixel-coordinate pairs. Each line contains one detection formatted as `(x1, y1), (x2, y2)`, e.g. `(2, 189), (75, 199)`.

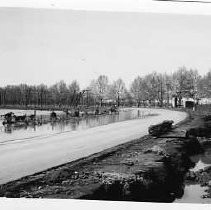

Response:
(0, 106), (210, 202)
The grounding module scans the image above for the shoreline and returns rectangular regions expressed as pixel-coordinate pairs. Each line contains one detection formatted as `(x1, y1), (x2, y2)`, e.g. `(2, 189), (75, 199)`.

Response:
(0, 108), (187, 185)
(0, 107), (198, 202)
(0, 107), (210, 202)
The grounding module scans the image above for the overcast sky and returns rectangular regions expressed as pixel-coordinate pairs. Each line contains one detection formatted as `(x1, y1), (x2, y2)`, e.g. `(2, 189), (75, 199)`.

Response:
(0, 7), (211, 88)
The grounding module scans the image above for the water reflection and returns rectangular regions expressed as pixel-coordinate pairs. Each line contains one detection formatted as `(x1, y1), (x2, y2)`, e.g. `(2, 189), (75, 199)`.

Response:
(175, 146), (211, 203)
(4, 126), (12, 134)
(190, 147), (211, 172)
(175, 185), (210, 203)
(47, 109), (149, 133)
(0, 109), (154, 143)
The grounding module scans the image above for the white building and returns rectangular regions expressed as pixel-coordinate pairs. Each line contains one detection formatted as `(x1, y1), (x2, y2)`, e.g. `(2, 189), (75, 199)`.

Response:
(199, 98), (211, 105)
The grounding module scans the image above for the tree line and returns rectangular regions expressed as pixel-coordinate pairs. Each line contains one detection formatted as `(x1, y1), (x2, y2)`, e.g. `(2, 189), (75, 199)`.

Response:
(0, 67), (210, 109)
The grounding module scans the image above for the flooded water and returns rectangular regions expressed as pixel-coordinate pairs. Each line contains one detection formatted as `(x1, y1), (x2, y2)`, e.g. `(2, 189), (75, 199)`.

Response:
(0, 108), (154, 144)
(190, 146), (211, 172)
(175, 145), (211, 203)
(175, 184), (210, 204)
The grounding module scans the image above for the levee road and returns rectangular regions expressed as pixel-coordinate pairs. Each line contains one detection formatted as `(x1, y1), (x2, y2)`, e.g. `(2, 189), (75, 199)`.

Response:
(0, 108), (187, 184)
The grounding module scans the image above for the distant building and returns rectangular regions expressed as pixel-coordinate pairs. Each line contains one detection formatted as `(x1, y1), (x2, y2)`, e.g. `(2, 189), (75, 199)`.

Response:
(171, 96), (196, 109)
(199, 98), (211, 105)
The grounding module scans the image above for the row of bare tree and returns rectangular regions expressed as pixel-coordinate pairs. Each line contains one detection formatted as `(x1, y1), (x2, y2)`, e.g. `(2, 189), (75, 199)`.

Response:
(0, 67), (210, 108)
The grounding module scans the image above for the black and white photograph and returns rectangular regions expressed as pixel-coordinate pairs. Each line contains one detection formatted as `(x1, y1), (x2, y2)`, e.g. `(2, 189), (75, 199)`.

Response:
(0, 0), (211, 209)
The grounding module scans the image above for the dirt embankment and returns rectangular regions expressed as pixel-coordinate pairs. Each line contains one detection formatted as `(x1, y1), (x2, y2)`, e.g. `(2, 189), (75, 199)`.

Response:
(181, 112), (211, 200)
(0, 107), (210, 202)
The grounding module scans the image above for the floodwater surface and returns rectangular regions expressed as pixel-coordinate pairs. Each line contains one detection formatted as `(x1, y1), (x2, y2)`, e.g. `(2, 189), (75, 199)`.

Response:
(175, 146), (211, 203)
(0, 108), (187, 184)
(0, 108), (154, 144)
(175, 184), (210, 204)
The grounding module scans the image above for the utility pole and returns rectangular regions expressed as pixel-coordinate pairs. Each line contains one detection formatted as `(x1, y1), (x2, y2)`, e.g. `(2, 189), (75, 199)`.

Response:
(84, 89), (91, 107)
(166, 82), (171, 107)
(160, 79), (163, 107)
(117, 91), (120, 107)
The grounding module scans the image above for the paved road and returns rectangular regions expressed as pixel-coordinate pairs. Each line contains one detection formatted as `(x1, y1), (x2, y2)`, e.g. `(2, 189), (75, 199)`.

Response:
(0, 109), (187, 184)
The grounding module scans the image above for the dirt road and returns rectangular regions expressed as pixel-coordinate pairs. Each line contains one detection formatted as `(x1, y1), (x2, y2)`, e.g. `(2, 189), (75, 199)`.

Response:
(0, 108), (187, 184)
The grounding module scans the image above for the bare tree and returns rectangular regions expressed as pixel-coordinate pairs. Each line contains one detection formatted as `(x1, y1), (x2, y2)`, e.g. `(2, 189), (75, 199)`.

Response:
(172, 67), (200, 106)
(90, 75), (109, 106)
(0, 67), (209, 109)
(68, 80), (80, 107)
(198, 69), (211, 98)
(109, 78), (126, 107)
(130, 76), (147, 107)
